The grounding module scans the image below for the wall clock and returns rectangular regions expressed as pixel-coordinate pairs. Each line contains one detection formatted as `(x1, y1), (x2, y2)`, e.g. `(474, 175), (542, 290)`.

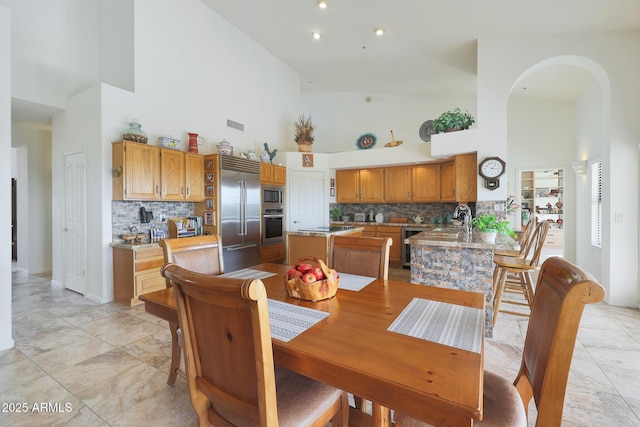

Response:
(479, 157), (505, 190)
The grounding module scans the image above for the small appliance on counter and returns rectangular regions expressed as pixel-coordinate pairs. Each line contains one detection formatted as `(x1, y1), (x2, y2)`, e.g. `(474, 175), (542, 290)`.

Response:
(375, 212), (384, 223)
(354, 213), (366, 222)
(368, 211), (375, 222)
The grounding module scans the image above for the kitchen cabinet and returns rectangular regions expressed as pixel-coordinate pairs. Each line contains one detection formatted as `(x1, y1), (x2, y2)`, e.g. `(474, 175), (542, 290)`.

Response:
(160, 148), (185, 201)
(112, 245), (165, 306)
(411, 164), (441, 202)
(440, 152), (477, 203)
(362, 225), (377, 237)
(335, 168), (384, 203)
(112, 141), (160, 200)
(260, 242), (286, 263)
(112, 141), (204, 202)
(261, 163), (286, 185)
(160, 149), (205, 201)
(185, 153), (205, 201)
(385, 166), (412, 202)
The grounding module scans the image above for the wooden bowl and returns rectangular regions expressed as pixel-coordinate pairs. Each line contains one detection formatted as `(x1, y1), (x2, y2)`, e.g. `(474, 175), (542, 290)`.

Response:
(284, 257), (339, 301)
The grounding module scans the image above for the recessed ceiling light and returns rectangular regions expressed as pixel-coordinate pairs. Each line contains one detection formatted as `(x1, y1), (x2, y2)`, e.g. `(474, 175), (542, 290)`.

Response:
(317, 0), (328, 9)
(374, 28), (385, 36)
(312, 31), (321, 40)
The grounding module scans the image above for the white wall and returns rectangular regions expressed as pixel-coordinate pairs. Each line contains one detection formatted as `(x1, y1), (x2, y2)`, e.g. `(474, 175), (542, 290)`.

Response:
(4, 0), (101, 108)
(11, 126), (53, 275)
(48, 0), (302, 302)
(0, 4), (14, 351)
(478, 32), (640, 307)
(507, 97), (577, 262)
(575, 82), (603, 281)
(302, 91), (475, 154)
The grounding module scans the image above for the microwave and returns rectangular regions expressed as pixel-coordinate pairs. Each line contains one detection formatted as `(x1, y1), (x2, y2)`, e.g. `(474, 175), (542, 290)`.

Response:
(262, 185), (284, 206)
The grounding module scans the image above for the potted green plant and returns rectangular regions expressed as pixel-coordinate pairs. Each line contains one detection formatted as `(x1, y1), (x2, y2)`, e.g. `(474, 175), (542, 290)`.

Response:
(330, 207), (342, 221)
(433, 108), (475, 133)
(471, 213), (516, 243)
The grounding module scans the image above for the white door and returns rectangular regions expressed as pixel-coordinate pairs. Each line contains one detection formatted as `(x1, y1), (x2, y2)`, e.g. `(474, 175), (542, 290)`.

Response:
(64, 152), (86, 294)
(288, 170), (325, 230)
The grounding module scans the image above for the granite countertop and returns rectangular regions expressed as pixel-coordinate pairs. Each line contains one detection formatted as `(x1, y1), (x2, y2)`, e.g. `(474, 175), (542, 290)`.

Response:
(110, 241), (160, 250)
(287, 225), (365, 237)
(405, 227), (519, 251)
(330, 221), (437, 228)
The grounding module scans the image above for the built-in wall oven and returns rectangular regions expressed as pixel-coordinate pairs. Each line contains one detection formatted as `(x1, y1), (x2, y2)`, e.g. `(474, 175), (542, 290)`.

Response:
(402, 226), (425, 268)
(262, 205), (284, 245)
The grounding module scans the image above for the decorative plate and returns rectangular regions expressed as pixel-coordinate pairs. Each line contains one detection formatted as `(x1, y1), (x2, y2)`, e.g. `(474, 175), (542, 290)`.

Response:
(419, 120), (435, 142)
(356, 133), (376, 150)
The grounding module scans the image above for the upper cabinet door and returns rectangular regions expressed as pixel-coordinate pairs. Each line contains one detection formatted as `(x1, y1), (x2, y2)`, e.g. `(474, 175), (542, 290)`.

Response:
(359, 168), (385, 202)
(411, 164), (441, 202)
(122, 142), (160, 200)
(336, 169), (359, 203)
(185, 153), (204, 201)
(160, 148), (185, 201)
(385, 166), (411, 202)
(440, 161), (456, 202)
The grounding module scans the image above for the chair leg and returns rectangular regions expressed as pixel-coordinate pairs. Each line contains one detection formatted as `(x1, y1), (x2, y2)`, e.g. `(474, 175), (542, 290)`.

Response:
(167, 321), (181, 385)
(493, 267), (508, 326)
(330, 392), (349, 427)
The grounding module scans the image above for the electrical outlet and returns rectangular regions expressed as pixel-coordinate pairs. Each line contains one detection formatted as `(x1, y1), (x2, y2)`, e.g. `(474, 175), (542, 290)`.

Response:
(160, 214), (166, 222)
(494, 203), (502, 212)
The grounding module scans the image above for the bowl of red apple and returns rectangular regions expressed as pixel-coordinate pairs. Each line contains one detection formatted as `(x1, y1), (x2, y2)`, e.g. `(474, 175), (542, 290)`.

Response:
(284, 257), (339, 301)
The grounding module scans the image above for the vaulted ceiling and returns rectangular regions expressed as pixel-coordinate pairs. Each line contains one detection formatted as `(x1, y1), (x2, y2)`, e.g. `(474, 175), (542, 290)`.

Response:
(203, 0), (639, 100)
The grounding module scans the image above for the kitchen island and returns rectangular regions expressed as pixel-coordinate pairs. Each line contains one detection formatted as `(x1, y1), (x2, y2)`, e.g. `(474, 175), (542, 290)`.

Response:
(405, 227), (519, 337)
(287, 226), (364, 265)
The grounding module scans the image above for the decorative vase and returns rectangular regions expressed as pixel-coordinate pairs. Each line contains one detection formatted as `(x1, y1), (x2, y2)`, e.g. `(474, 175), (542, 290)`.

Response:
(260, 149), (270, 163)
(297, 141), (312, 152)
(216, 139), (233, 155)
(122, 119), (148, 144)
(478, 230), (498, 244)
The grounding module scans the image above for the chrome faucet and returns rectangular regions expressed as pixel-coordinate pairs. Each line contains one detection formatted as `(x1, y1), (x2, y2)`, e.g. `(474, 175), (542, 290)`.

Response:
(453, 204), (473, 234)
(129, 225), (138, 234)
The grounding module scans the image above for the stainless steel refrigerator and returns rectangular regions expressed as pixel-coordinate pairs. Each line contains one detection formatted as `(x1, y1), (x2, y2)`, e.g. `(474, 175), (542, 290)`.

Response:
(220, 155), (261, 272)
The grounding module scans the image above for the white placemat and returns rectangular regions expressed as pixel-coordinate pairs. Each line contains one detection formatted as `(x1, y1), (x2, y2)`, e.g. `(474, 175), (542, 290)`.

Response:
(220, 268), (276, 280)
(337, 273), (377, 291)
(387, 298), (483, 353)
(268, 299), (330, 342)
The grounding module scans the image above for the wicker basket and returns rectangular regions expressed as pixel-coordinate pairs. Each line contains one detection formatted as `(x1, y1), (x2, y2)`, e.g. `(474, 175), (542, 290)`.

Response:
(284, 257), (339, 301)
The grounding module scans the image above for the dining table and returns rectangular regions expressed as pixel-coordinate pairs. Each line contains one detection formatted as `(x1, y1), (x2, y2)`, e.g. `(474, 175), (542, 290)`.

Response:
(139, 263), (485, 427)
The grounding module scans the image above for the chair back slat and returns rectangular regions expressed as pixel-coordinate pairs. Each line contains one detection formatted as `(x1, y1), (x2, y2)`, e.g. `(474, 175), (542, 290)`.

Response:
(160, 235), (224, 279)
(328, 235), (392, 279)
(525, 220), (550, 268)
(514, 257), (605, 425)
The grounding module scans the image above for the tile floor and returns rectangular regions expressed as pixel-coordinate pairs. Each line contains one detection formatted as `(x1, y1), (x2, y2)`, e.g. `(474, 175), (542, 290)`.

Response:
(1, 266), (640, 426)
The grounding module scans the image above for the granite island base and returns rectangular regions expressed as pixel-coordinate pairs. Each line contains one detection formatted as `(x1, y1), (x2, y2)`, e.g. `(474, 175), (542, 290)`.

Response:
(406, 228), (519, 338)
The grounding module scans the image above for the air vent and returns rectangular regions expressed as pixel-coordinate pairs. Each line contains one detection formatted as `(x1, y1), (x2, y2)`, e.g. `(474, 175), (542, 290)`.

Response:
(227, 119), (244, 132)
(221, 155), (260, 174)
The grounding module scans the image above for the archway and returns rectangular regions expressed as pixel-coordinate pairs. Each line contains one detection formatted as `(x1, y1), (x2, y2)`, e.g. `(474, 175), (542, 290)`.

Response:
(506, 55), (610, 283)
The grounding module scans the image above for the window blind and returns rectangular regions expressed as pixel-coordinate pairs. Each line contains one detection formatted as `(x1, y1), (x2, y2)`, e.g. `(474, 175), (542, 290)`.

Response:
(591, 161), (602, 248)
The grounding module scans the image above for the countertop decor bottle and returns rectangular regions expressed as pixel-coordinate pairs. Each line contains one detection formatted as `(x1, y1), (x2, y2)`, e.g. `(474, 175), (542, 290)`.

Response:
(122, 119), (148, 144)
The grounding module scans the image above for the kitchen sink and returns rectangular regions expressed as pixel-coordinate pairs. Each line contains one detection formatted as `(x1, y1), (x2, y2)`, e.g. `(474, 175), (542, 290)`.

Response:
(432, 227), (461, 233)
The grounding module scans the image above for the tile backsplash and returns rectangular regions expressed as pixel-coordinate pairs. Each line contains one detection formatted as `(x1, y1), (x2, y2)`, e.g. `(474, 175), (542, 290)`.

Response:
(330, 201), (505, 224)
(112, 201), (194, 241)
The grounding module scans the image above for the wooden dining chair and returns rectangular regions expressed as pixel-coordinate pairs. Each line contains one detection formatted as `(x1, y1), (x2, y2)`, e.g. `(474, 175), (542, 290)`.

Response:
(328, 234), (392, 413)
(492, 220), (549, 325)
(161, 263), (349, 427)
(328, 235), (392, 280)
(159, 235), (224, 385)
(394, 256), (605, 427)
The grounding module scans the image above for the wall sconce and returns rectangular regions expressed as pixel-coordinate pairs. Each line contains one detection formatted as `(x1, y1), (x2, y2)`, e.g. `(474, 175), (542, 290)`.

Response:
(572, 160), (587, 176)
